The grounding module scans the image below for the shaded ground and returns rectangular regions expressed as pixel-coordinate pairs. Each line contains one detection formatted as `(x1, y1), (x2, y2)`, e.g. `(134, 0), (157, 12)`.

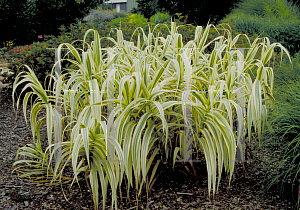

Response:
(0, 87), (296, 210)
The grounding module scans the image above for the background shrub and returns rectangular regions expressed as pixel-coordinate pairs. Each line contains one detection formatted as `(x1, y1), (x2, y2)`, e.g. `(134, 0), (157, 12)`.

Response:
(109, 13), (148, 30)
(149, 12), (171, 24)
(132, 0), (241, 26)
(128, 13), (148, 28)
(233, 0), (300, 19)
(0, 0), (100, 47)
(2, 22), (94, 92)
(83, 7), (127, 30)
(0, 0), (29, 46)
(273, 51), (300, 87)
(110, 16), (130, 29)
(222, 0), (300, 55)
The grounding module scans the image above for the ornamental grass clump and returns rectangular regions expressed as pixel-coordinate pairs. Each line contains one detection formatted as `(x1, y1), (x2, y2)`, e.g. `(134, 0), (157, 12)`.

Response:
(12, 21), (290, 209)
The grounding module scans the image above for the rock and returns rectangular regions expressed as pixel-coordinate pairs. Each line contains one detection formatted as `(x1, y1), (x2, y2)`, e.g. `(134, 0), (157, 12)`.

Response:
(0, 58), (13, 77)
(1, 70), (14, 76)
(0, 81), (10, 90)
(10, 205), (17, 210)
(46, 195), (54, 200)
(24, 201), (29, 206)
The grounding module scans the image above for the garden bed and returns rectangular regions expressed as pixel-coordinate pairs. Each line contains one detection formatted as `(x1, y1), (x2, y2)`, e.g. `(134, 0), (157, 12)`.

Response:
(0, 88), (294, 209)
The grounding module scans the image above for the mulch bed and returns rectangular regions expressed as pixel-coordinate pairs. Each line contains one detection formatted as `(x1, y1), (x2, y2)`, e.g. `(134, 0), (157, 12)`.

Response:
(0, 87), (296, 209)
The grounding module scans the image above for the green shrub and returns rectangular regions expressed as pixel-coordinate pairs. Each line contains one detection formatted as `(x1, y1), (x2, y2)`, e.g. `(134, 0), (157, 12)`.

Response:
(0, 0), (99, 46)
(132, 0), (240, 26)
(110, 16), (129, 29)
(273, 52), (300, 87)
(5, 42), (55, 90)
(233, 0), (275, 16)
(223, 13), (300, 56)
(263, 0), (300, 20)
(233, 0), (300, 19)
(223, 0), (300, 56)
(109, 13), (148, 31)
(83, 7), (127, 30)
(0, 0), (29, 46)
(128, 13), (148, 27)
(4, 22), (94, 92)
(150, 12), (171, 24)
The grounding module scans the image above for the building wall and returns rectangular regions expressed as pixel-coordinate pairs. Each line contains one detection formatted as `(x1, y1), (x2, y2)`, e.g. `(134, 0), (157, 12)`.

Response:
(105, 0), (137, 13)
(120, 3), (127, 11)
(127, 0), (138, 13)
(112, 3), (127, 12)
(105, 0), (127, 3)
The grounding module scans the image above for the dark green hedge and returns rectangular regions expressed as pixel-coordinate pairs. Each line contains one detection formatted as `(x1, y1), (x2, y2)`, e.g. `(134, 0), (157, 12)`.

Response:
(222, 13), (300, 56)
(0, 0), (100, 47)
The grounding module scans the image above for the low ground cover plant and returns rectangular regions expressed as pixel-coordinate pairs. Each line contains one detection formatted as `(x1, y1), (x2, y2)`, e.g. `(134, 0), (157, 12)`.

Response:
(253, 52), (300, 207)
(272, 51), (300, 87)
(11, 21), (290, 209)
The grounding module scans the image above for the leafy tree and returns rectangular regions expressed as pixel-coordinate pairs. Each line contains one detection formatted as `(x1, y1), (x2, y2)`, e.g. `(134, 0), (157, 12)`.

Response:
(131, 0), (241, 26)
(0, 0), (101, 46)
(30, 0), (100, 42)
(0, 0), (28, 46)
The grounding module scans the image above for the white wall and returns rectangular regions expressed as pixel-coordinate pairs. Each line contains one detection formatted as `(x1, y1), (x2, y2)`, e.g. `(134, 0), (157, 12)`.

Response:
(116, 4), (120, 12)
(105, 0), (127, 3)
